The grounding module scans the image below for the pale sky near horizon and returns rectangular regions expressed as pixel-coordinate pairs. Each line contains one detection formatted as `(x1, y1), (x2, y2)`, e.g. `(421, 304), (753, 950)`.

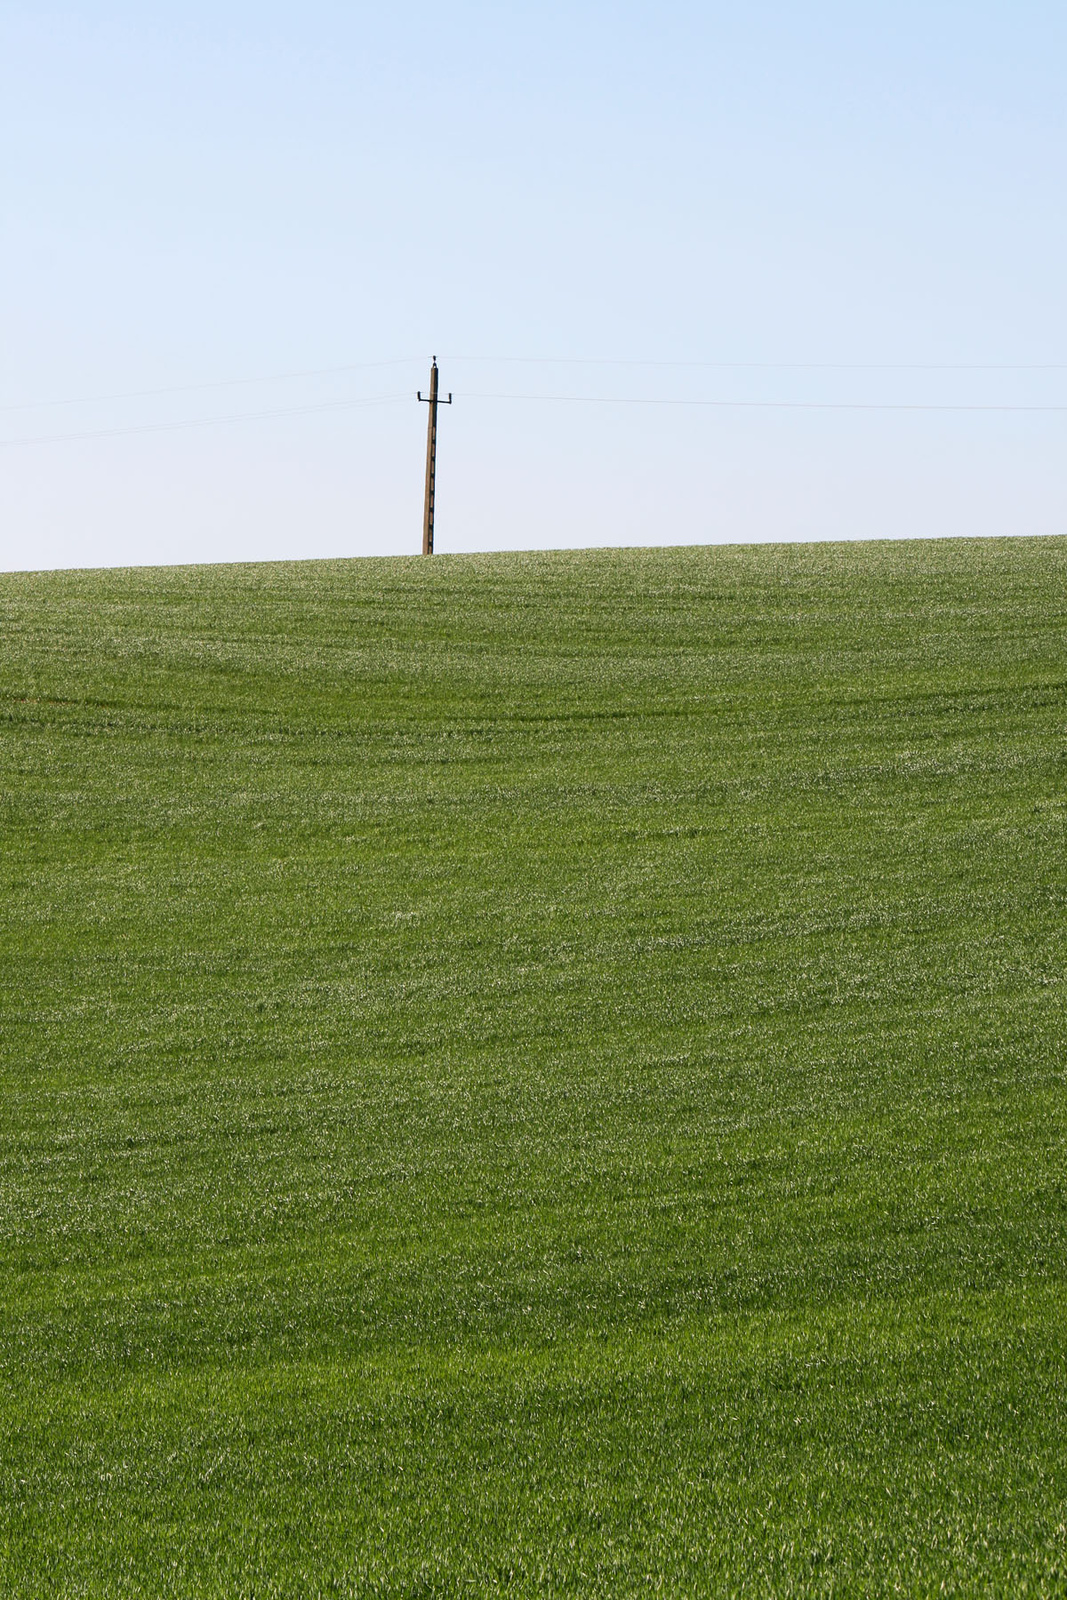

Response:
(2, 1), (1065, 571)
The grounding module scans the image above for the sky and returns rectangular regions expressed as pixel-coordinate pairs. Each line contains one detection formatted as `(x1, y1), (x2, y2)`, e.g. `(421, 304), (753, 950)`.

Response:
(1, 0), (1065, 571)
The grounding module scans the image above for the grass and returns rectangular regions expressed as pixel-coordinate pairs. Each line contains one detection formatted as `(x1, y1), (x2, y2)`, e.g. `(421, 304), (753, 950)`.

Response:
(1, 536), (1066, 1596)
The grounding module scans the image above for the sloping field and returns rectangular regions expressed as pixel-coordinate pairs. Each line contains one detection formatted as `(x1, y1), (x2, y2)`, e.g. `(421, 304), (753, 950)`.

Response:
(2, 538), (1067, 1596)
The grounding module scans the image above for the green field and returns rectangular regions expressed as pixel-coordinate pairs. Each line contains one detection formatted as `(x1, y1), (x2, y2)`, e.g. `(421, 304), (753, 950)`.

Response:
(2, 537), (1067, 1596)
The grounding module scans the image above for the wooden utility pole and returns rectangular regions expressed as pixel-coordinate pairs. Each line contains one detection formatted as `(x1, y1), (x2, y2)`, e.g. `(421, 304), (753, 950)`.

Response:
(417, 357), (452, 555)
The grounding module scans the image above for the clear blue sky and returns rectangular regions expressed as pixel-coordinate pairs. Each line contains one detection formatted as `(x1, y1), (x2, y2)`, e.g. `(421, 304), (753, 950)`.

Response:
(2, 1), (1064, 570)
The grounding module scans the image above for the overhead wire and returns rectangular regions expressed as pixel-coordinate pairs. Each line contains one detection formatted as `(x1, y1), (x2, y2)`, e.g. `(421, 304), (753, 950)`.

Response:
(4, 354), (1067, 418)
(0, 359), (422, 416)
(459, 392), (1067, 412)
(0, 393), (412, 449)
(445, 356), (1067, 372)
(2, 352), (1066, 447)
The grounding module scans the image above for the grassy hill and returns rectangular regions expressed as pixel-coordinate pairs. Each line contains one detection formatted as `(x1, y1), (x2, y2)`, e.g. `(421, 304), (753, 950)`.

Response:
(2, 538), (1067, 1596)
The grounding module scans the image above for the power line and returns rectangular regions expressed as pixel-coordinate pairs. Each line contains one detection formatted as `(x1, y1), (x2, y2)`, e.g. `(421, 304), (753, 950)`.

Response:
(461, 392), (1067, 413)
(446, 356), (1067, 372)
(4, 354), (1066, 417)
(4, 385), (1066, 450)
(0, 393), (411, 448)
(0, 359), (421, 416)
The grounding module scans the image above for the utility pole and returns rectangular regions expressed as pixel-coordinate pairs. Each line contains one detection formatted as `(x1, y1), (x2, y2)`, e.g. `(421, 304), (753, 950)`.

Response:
(417, 357), (452, 555)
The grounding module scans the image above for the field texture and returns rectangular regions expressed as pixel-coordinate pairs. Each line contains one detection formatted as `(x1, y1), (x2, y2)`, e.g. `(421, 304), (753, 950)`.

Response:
(2, 538), (1067, 1596)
